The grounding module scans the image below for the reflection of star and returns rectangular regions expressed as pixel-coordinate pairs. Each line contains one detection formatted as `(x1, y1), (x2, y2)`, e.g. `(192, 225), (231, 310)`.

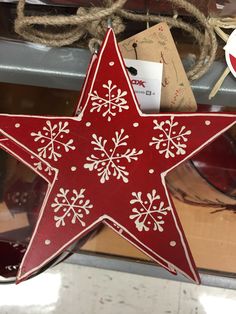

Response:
(0, 29), (235, 284)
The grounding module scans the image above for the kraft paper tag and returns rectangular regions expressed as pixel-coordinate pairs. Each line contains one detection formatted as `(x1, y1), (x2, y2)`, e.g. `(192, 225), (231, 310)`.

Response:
(125, 59), (163, 112)
(119, 23), (197, 112)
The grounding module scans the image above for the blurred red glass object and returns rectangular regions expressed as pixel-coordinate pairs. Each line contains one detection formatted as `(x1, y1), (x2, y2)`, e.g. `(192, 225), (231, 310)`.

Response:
(193, 133), (236, 197)
(0, 241), (27, 282)
(168, 132), (236, 209)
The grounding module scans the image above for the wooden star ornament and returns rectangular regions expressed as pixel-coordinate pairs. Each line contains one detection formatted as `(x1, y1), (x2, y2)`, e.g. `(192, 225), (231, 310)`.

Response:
(0, 29), (235, 284)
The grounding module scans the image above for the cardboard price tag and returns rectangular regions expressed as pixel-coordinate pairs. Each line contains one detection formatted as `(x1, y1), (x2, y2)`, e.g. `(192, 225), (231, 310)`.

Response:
(119, 23), (197, 112)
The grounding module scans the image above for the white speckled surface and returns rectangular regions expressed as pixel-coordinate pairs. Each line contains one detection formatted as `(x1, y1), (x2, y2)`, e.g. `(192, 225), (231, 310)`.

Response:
(0, 263), (236, 314)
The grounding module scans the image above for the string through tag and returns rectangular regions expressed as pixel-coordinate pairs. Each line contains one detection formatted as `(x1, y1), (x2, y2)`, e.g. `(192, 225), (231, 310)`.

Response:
(126, 43), (138, 76)
(132, 43), (138, 60)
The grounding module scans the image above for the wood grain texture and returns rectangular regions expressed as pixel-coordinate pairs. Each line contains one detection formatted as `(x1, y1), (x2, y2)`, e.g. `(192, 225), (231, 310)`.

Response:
(82, 197), (236, 274)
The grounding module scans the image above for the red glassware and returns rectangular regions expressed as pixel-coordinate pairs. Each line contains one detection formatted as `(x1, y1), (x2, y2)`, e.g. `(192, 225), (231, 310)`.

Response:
(167, 131), (236, 209)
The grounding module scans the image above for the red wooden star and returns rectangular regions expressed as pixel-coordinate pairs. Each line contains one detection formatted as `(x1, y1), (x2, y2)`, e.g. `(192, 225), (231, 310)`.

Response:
(0, 29), (235, 284)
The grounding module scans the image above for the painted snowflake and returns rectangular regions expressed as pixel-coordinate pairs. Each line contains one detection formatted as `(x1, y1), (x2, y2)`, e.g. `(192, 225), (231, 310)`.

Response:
(84, 129), (143, 184)
(89, 80), (128, 121)
(33, 160), (53, 176)
(31, 121), (75, 161)
(51, 188), (93, 228)
(149, 116), (191, 158)
(129, 189), (170, 232)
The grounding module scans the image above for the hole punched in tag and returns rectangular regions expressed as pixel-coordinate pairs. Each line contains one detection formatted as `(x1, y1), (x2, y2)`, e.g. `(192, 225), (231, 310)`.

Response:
(126, 65), (138, 76)
(126, 42), (138, 76)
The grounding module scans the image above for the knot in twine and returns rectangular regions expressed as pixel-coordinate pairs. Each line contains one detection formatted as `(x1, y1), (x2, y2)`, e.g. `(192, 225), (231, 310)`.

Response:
(15, 0), (126, 49)
(15, 0), (218, 83)
(78, 6), (125, 50)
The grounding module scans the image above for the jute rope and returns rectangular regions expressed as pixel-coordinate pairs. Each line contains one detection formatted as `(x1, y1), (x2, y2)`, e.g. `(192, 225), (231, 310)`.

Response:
(15, 0), (217, 82)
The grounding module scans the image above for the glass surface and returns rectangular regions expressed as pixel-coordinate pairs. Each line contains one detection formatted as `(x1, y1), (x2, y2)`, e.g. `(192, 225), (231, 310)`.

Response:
(0, 82), (235, 282)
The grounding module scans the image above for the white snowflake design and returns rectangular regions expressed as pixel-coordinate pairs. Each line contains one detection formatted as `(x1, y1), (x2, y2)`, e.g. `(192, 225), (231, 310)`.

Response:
(51, 188), (93, 228)
(33, 160), (53, 176)
(84, 129), (143, 184)
(129, 189), (170, 232)
(149, 116), (192, 158)
(89, 80), (128, 121)
(31, 121), (75, 162)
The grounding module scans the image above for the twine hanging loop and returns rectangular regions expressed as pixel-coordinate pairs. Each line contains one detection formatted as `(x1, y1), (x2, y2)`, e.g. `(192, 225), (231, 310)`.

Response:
(15, 0), (218, 83)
